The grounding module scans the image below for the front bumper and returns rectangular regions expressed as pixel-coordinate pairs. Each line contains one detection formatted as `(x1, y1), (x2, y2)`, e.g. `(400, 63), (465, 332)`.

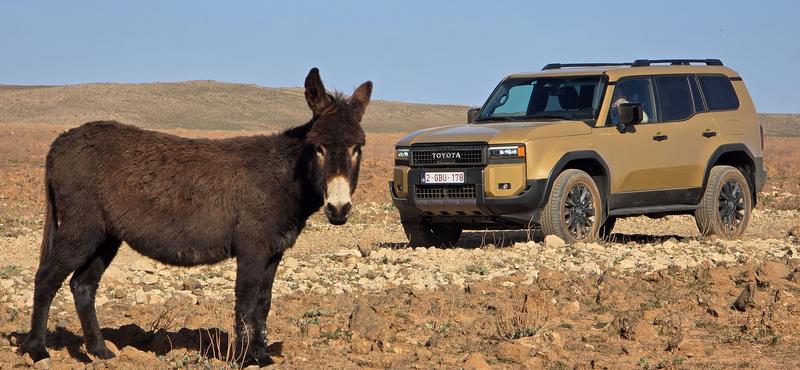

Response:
(390, 169), (548, 230)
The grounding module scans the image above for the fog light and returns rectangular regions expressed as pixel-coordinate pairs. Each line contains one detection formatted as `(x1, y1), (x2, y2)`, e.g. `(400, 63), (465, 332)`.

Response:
(499, 183), (511, 190)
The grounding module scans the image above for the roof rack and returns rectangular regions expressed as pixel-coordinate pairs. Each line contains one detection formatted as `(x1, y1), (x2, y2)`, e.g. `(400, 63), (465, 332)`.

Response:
(631, 59), (723, 67)
(541, 63), (632, 71)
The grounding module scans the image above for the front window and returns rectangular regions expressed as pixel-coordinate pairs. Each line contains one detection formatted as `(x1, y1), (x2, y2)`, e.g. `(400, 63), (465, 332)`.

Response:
(608, 77), (656, 126)
(476, 76), (607, 123)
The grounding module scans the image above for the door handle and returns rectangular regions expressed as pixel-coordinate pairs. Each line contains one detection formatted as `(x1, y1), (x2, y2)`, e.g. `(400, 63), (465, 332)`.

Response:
(702, 131), (717, 138)
(653, 134), (668, 141)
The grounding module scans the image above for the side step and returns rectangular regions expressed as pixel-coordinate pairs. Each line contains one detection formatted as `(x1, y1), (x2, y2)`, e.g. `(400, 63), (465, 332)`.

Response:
(609, 204), (701, 217)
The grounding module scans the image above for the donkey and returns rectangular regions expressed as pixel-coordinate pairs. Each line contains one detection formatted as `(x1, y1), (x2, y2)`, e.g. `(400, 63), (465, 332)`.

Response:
(20, 68), (372, 367)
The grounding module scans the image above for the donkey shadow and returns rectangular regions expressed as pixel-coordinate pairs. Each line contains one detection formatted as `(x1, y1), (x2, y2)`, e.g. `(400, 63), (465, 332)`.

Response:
(10, 324), (279, 364)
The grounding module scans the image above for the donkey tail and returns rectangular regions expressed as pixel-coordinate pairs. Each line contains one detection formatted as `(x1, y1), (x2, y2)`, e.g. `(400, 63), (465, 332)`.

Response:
(39, 181), (57, 261)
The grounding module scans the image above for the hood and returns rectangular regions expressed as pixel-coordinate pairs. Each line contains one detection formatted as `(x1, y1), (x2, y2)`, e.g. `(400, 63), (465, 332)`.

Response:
(395, 120), (594, 146)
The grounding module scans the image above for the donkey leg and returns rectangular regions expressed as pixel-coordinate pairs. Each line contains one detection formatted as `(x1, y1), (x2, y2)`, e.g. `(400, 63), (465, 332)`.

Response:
(70, 238), (121, 359)
(23, 230), (107, 362)
(232, 251), (275, 366)
(249, 251), (284, 366)
(23, 261), (75, 362)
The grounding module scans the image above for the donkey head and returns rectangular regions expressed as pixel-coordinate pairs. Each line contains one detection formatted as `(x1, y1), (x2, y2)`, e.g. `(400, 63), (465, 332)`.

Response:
(304, 68), (372, 225)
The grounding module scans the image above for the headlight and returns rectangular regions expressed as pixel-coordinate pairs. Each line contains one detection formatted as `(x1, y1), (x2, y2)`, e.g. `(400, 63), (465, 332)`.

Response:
(396, 148), (410, 159)
(489, 145), (526, 158)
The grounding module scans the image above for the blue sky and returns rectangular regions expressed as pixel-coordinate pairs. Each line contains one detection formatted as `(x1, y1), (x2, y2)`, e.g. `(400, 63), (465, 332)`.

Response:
(1, 1), (798, 113)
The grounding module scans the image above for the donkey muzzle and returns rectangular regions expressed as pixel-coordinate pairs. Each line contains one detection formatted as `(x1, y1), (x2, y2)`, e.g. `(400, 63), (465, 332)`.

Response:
(324, 176), (352, 225)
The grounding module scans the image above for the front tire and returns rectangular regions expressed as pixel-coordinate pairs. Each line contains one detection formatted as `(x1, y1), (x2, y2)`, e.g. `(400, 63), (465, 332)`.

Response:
(404, 222), (462, 248)
(542, 169), (602, 244)
(695, 166), (752, 238)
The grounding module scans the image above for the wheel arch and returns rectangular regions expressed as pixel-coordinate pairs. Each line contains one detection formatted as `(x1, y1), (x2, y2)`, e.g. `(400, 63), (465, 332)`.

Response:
(544, 151), (611, 216)
(702, 144), (759, 207)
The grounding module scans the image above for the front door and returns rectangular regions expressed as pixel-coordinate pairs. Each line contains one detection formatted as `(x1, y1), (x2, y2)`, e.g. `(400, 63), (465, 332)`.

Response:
(605, 77), (674, 208)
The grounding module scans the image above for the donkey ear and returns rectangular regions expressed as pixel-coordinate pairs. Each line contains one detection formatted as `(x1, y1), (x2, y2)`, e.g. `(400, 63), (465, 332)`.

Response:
(305, 68), (331, 116)
(348, 81), (373, 121)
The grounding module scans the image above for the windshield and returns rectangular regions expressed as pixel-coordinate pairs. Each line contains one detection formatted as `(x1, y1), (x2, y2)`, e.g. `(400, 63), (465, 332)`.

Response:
(476, 76), (607, 122)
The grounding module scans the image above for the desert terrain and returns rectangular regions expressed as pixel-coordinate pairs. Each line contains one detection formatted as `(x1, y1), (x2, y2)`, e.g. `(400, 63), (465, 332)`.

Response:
(2, 82), (800, 369)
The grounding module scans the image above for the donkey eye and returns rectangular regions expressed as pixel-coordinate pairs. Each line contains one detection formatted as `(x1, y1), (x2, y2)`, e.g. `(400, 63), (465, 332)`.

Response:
(316, 146), (326, 156)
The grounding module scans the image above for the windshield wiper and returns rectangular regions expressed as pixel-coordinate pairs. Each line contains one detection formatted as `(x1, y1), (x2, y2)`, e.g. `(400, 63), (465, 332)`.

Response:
(474, 116), (518, 122)
(526, 113), (578, 120)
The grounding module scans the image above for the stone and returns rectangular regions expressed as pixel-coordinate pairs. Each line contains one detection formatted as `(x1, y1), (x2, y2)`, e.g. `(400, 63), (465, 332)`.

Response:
(757, 261), (792, 282)
(734, 283), (757, 312)
(544, 235), (566, 247)
(141, 274), (159, 285)
(516, 331), (563, 360)
(129, 260), (155, 273)
(349, 304), (388, 341)
(463, 352), (492, 370)
(493, 342), (529, 364)
(616, 317), (658, 342)
(282, 257), (300, 270)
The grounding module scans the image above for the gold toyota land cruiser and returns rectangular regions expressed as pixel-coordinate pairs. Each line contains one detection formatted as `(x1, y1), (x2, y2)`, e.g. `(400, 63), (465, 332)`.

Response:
(391, 59), (767, 247)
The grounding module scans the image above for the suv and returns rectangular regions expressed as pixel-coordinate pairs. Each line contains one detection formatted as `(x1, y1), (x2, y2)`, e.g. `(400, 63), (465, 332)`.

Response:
(390, 59), (767, 246)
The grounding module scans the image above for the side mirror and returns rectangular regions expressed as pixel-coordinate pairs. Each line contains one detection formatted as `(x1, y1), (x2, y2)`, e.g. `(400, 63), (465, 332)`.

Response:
(618, 103), (643, 126)
(467, 108), (480, 124)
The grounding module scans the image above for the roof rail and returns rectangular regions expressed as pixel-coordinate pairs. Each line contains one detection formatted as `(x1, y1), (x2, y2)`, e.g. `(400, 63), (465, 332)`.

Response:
(541, 63), (632, 71)
(632, 59), (723, 67)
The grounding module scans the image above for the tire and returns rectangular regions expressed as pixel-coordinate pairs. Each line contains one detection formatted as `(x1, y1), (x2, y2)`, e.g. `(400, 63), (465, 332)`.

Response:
(404, 222), (462, 248)
(695, 166), (752, 238)
(541, 169), (602, 244)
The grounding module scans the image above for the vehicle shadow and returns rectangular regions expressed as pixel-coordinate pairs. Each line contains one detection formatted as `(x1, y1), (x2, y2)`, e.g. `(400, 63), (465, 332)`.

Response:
(376, 229), (689, 250)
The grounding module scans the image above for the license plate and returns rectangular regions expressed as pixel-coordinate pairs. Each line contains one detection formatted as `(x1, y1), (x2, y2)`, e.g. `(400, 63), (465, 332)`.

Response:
(421, 172), (465, 184)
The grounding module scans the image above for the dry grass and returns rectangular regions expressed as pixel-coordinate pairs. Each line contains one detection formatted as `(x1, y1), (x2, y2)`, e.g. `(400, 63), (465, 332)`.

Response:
(763, 137), (800, 179)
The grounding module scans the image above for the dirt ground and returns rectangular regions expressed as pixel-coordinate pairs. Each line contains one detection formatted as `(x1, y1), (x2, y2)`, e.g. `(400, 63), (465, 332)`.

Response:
(2, 124), (800, 369)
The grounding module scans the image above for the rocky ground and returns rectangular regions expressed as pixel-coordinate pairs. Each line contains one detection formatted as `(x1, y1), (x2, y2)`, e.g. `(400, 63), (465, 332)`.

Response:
(2, 128), (800, 369)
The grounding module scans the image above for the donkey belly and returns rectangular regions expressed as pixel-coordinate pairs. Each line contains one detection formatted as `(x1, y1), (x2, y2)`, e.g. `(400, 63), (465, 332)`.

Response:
(124, 235), (233, 266)
(109, 208), (236, 266)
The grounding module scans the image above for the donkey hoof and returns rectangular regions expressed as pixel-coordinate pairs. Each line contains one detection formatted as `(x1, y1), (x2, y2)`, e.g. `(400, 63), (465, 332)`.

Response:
(19, 344), (51, 365)
(88, 340), (118, 360)
(258, 355), (276, 367)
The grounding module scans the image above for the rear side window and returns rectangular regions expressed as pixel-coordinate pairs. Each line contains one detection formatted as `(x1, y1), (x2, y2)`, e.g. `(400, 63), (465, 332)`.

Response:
(698, 75), (740, 111)
(656, 76), (695, 122)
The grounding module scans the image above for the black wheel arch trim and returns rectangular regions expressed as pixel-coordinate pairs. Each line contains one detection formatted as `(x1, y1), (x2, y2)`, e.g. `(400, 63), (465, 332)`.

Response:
(699, 144), (766, 207)
(543, 150), (612, 218)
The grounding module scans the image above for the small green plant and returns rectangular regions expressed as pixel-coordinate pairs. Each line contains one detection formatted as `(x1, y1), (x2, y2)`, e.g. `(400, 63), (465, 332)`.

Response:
(321, 328), (352, 342)
(0, 265), (18, 277)
(558, 323), (573, 329)
(465, 264), (488, 275)
(637, 356), (650, 369)
(303, 309), (328, 318)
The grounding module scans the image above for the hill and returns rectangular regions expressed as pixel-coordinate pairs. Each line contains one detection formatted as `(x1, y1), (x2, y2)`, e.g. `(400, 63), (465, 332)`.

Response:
(0, 81), (473, 134)
(758, 113), (800, 137)
(1, 81), (798, 135)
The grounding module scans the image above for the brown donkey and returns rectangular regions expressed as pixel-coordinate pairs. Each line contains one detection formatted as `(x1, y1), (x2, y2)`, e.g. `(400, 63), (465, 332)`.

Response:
(20, 68), (372, 367)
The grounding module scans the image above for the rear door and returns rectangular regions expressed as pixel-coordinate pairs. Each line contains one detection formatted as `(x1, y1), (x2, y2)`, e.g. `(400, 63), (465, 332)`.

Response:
(656, 75), (722, 202)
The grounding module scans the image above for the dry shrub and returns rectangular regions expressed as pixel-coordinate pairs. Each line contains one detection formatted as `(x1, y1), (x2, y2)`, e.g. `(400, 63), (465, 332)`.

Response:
(495, 292), (553, 341)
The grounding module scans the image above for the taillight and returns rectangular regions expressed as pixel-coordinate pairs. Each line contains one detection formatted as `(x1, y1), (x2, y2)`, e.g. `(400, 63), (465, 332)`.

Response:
(760, 123), (764, 151)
